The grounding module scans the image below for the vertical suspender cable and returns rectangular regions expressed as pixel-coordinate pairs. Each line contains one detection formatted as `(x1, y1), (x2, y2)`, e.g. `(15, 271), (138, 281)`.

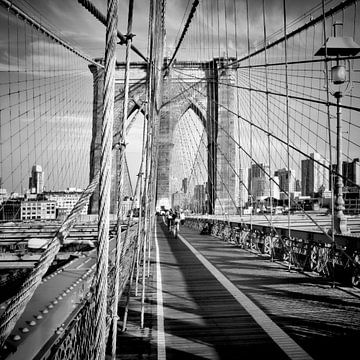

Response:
(94, 0), (118, 359)
(111, 0), (134, 358)
(282, 0), (292, 268)
(224, 0), (230, 221)
(246, 0), (253, 229)
(140, 0), (166, 328)
(262, 0), (273, 228)
(123, 107), (147, 328)
(135, 0), (154, 298)
(7, 9), (14, 192)
(140, 0), (156, 329)
(140, 98), (149, 330)
(139, 0), (153, 328)
(224, 0), (229, 60)
(141, 0), (164, 320)
(233, 0), (242, 217)
(134, 168), (144, 296)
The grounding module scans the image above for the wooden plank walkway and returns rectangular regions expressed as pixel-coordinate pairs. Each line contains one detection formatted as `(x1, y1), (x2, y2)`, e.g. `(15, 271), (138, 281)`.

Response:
(115, 219), (360, 360)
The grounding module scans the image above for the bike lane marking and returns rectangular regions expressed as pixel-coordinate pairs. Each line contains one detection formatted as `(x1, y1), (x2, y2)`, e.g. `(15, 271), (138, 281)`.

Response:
(178, 233), (313, 360)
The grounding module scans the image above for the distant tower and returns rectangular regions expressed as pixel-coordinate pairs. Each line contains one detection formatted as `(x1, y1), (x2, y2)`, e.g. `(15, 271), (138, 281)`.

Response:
(301, 153), (329, 196)
(182, 178), (188, 194)
(274, 168), (296, 194)
(29, 165), (44, 194)
(238, 168), (248, 208)
(249, 163), (270, 200)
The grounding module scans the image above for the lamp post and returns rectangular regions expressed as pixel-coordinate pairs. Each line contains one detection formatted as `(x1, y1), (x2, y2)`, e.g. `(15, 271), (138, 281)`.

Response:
(315, 23), (360, 234)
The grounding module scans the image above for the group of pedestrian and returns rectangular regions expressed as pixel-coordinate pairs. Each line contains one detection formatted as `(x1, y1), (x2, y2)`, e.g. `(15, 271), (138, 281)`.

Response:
(165, 208), (186, 237)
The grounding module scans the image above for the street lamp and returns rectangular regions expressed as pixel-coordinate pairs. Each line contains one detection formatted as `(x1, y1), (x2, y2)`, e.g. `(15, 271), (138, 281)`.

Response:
(315, 22), (360, 234)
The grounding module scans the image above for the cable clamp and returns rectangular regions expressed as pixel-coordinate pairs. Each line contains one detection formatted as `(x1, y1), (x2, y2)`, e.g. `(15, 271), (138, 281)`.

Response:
(118, 33), (136, 45)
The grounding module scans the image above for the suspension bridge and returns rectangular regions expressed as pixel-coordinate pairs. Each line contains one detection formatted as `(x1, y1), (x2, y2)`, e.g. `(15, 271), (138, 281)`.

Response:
(1, 0), (360, 359)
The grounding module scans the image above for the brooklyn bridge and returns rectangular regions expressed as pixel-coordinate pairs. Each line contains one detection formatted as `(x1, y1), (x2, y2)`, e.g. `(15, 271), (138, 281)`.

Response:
(0, 0), (360, 359)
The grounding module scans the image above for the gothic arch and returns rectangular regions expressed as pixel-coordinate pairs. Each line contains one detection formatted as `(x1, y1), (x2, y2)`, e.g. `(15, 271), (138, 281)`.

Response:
(90, 59), (239, 215)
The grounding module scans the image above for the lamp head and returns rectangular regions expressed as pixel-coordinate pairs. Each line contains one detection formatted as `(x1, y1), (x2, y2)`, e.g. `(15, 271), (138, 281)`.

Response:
(314, 36), (360, 57)
(331, 65), (346, 84)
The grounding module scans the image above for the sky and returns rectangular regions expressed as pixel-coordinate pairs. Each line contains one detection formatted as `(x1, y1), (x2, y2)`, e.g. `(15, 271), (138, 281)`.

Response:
(0, 0), (358, 194)
(2, 0), (338, 61)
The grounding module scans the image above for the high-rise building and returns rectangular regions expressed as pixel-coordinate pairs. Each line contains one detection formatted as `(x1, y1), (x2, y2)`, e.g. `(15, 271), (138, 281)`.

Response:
(29, 164), (44, 194)
(182, 178), (188, 194)
(274, 168), (296, 194)
(0, 199), (21, 220)
(330, 159), (360, 211)
(44, 189), (89, 216)
(0, 188), (8, 205)
(193, 184), (206, 213)
(238, 168), (248, 208)
(301, 153), (329, 196)
(248, 163), (270, 200)
(21, 200), (56, 220)
(332, 158), (360, 188)
(271, 175), (280, 200)
(172, 191), (185, 209)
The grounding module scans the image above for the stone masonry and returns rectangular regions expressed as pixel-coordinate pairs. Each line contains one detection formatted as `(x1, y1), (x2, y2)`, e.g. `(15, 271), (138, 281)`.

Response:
(89, 58), (239, 215)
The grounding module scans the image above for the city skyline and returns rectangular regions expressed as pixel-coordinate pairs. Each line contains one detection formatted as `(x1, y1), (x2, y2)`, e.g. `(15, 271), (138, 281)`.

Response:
(169, 152), (360, 210)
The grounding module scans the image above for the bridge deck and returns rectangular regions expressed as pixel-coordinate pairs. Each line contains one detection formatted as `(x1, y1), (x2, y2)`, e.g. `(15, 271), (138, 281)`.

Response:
(117, 219), (360, 360)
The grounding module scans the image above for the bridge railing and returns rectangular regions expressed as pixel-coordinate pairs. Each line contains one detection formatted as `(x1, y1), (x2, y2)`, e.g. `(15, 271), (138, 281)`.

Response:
(185, 217), (360, 287)
(3, 224), (139, 360)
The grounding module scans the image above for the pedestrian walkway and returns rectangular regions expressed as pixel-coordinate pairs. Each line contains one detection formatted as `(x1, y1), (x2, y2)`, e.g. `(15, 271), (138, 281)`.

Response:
(116, 219), (360, 359)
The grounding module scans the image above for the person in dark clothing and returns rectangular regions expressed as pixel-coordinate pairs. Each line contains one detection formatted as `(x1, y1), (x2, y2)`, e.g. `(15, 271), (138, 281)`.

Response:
(167, 209), (174, 230)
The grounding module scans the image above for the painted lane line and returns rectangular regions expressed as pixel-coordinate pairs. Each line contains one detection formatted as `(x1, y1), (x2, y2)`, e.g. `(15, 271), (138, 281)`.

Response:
(178, 234), (313, 360)
(155, 226), (166, 360)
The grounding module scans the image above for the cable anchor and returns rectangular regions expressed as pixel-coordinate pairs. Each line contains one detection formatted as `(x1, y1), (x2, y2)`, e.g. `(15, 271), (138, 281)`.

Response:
(118, 33), (136, 45)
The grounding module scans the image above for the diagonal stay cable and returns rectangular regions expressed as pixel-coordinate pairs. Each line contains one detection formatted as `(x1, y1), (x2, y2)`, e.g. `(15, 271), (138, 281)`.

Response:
(170, 67), (360, 190)
(166, 0), (199, 69)
(0, 0), (103, 68)
(177, 78), (340, 242)
(77, 0), (148, 63)
(0, 106), (140, 348)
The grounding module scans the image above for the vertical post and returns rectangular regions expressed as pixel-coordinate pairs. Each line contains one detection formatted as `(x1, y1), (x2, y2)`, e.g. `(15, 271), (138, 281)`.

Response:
(207, 59), (218, 215)
(140, 210), (147, 328)
(334, 91), (348, 234)
(135, 171), (143, 296)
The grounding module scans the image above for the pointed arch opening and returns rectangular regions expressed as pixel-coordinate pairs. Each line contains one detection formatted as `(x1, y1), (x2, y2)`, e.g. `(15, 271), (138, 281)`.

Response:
(169, 108), (208, 212)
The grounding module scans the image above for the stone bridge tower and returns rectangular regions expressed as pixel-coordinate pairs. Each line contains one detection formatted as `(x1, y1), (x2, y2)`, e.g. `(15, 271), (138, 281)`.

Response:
(89, 58), (239, 215)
